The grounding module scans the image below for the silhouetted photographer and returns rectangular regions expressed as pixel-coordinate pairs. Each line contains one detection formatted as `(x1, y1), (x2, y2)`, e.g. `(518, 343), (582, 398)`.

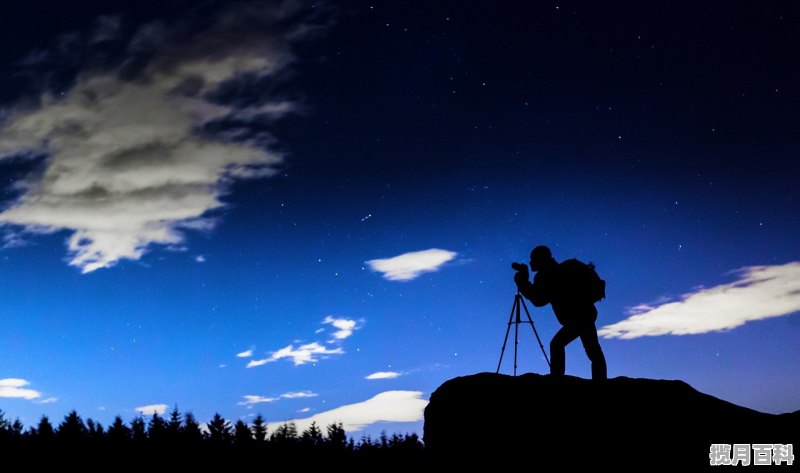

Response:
(513, 245), (608, 380)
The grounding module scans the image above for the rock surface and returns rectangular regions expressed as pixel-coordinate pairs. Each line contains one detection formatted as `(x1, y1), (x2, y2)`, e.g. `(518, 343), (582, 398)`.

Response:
(424, 373), (798, 467)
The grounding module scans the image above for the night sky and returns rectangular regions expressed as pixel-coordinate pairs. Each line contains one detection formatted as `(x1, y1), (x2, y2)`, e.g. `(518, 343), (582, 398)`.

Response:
(1, 1), (799, 436)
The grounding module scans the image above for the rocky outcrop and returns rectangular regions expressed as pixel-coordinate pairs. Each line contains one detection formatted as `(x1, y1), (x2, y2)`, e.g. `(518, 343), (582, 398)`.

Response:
(424, 373), (798, 467)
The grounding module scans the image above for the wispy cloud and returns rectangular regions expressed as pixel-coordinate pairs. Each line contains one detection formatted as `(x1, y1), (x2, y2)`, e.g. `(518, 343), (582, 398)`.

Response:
(267, 391), (428, 433)
(366, 249), (457, 281)
(135, 403), (168, 415)
(0, 2), (321, 273)
(246, 358), (270, 368)
(322, 316), (359, 340)
(248, 342), (344, 367)
(36, 396), (59, 404)
(236, 349), (254, 358)
(0, 378), (43, 400)
(280, 391), (318, 399)
(238, 390), (318, 407)
(246, 316), (359, 368)
(365, 371), (402, 380)
(238, 395), (278, 407)
(599, 262), (800, 339)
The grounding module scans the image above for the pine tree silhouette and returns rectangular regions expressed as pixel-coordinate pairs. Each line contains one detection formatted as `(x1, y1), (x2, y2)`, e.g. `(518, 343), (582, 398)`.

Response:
(33, 415), (56, 444)
(166, 406), (182, 442)
(57, 410), (88, 444)
(251, 414), (267, 443)
(182, 412), (204, 444)
(0, 406), (428, 465)
(148, 412), (167, 444)
(326, 422), (347, 451)
(207, 413), (232, 445)
(301, 421), (324, 448)
(107, 416), (131, 443)
(130, 416), (147, 443)
(233, 419), (253, 446)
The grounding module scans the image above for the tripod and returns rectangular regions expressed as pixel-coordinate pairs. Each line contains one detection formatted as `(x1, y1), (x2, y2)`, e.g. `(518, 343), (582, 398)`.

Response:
(496, 292), (551, 376)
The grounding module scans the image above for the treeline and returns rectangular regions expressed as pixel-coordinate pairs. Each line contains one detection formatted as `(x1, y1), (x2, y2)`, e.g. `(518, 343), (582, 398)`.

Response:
(0, 407), (423, 463)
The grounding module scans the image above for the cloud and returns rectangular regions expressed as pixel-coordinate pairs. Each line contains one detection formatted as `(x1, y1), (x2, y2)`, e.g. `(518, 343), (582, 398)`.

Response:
(365, 371), (401, 380)
(246, 358), (270, 368)
(248, 342), (344, 367)
(236, 349), (254, 358)
(238, 395), (279, 407)
(135, 403), (168, 415)
(367, 249), (457, 281)
(36, 397), (59, 404)
(599, 262), (800, 339)
(0, 378), (42, 400)
(0, 2), (319, 273)
(238, 390), (318, 407)
(267, 391), (428, 433)
(246, 316), (359, 368)
(280, 391), (318, 399)
(322, 316), (359, 339)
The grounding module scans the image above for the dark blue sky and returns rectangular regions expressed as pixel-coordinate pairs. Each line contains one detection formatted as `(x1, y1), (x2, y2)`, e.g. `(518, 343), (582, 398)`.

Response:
(0, 1), (798, 436)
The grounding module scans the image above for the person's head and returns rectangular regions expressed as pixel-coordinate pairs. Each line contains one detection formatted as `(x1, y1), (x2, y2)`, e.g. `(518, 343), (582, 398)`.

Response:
(529, 245), (556, 271)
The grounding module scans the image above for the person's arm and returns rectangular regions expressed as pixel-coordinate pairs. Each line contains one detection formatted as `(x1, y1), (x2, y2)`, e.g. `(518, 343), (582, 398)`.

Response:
(517, 271), (549, 307)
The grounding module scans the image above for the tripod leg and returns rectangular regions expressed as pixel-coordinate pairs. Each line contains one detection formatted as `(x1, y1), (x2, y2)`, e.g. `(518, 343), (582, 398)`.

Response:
(514, 295), (521, 376)
(519, 296), (551, 368)
(496, 295), (518, 374)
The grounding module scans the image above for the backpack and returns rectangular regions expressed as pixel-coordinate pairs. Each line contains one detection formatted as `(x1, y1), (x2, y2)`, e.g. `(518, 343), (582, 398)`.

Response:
(559, 259), (606, 303)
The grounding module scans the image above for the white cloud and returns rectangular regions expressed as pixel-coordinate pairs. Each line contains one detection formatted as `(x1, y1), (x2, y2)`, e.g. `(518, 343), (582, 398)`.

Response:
(135, 403), (168, 415)
(0, 3), (314, 273)
(0, 378), (42, 400)
(299, 407), (311, 413)
(267, 391), (428, 433)
(599, 262), (800, 339)
(36, 397), (59, 404)
(367, 249), (457, 281)
(195, 255), (206, 263)
(246, 358), (270, 368)
(238, 395), (279, 407)
(322, 316), (359, 340)
(365, 371), (401, 380)
(245, 317), (359, 368)
(280, 391), (318, 399)
(248, 342), (344, 367)
(238, 391), (317, 408)
(236, 349), (254, 358)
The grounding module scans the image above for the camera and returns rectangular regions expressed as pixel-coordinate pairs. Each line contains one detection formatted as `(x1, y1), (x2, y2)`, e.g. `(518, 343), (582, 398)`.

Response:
(511, 262), (528, 272)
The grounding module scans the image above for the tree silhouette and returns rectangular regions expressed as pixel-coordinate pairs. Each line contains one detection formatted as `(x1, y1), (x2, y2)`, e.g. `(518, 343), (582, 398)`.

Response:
(251, 414), (267, 443)
(86, 418), (105, 443)
(301, 421), (324, 448)
(233, 419), (252, 445)
(130, 416), (147, 443)
(182, 412), (204, 444)
(270, 421), (297, 447)
(57, 410), (88, 443)
(107, 415), (131, 443)
(207, 413), (232, 444)
(326, 422), (347, 451)
(166, 406), (182, 441)
(0, 406), (426, 465)
(33, 415), (55, 443)
(148, 412), (167, 444)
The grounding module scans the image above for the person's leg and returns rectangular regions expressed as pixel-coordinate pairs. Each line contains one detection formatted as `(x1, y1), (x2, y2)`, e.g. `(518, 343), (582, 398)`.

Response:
(579, 323), (607, 380)
(550, 325), (579, 376)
